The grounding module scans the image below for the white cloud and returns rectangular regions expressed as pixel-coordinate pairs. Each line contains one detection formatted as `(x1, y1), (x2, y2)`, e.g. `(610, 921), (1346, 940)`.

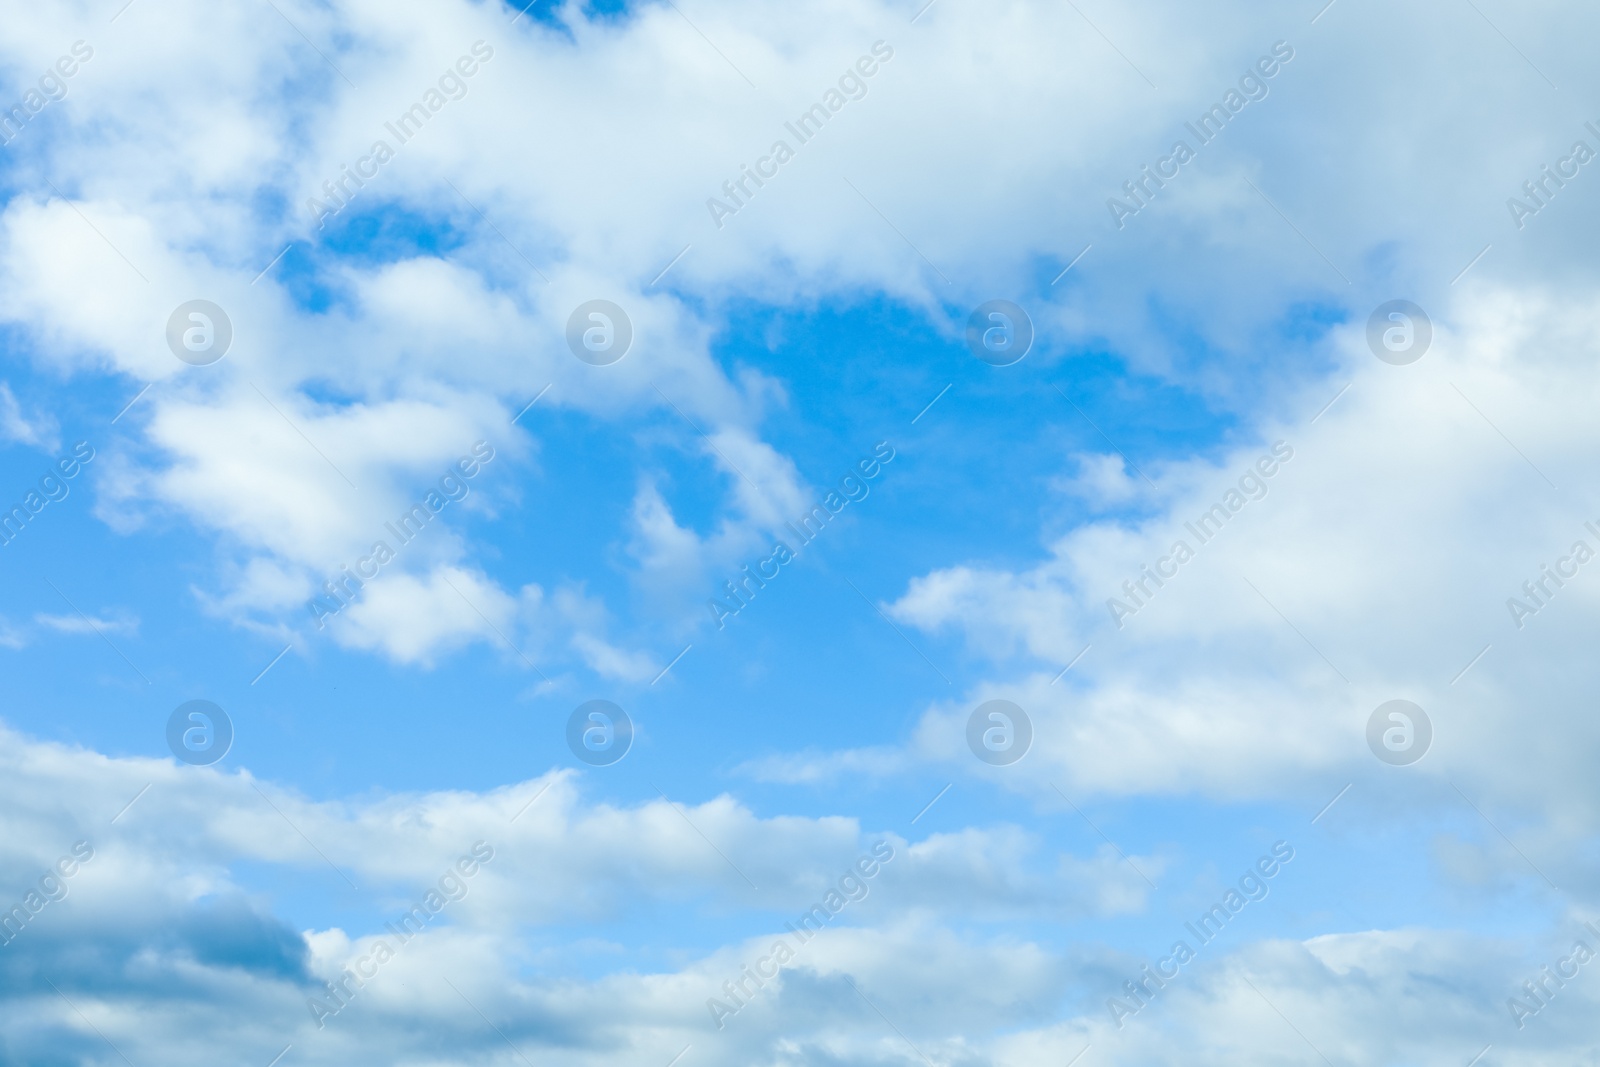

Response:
(735, 744), (910, 785)
(867, 280), (1600, 865)
(0, 382), (57, 449)
(0, 617), (27, 649)
(6, 0), (1594, 670)
(3, 2), (1600, 1060)
(1064, 452), (1143, 509)
(34, 609), (138, 636)
(323, 564), (523, 665)
(0, 722), (1595, 1064)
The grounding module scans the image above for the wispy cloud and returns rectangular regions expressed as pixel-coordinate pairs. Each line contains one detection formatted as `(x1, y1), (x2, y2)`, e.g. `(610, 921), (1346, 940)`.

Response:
(0, 382), (58, 450)
(34, 610), (139, 637)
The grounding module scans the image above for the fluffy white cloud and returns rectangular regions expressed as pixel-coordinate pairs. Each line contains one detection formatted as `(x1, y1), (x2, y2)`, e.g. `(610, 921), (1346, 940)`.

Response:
(10, 721), (1595, 1065)
(0, 723), (1186, 1065)
(4, 1), (1600, 1061)
(860, 281), (1600, 931)
(6, 0), (1596, 668)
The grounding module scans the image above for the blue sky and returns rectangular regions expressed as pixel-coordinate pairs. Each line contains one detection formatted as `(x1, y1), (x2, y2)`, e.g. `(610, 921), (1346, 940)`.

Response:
(3, 0), (1600, 1064)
